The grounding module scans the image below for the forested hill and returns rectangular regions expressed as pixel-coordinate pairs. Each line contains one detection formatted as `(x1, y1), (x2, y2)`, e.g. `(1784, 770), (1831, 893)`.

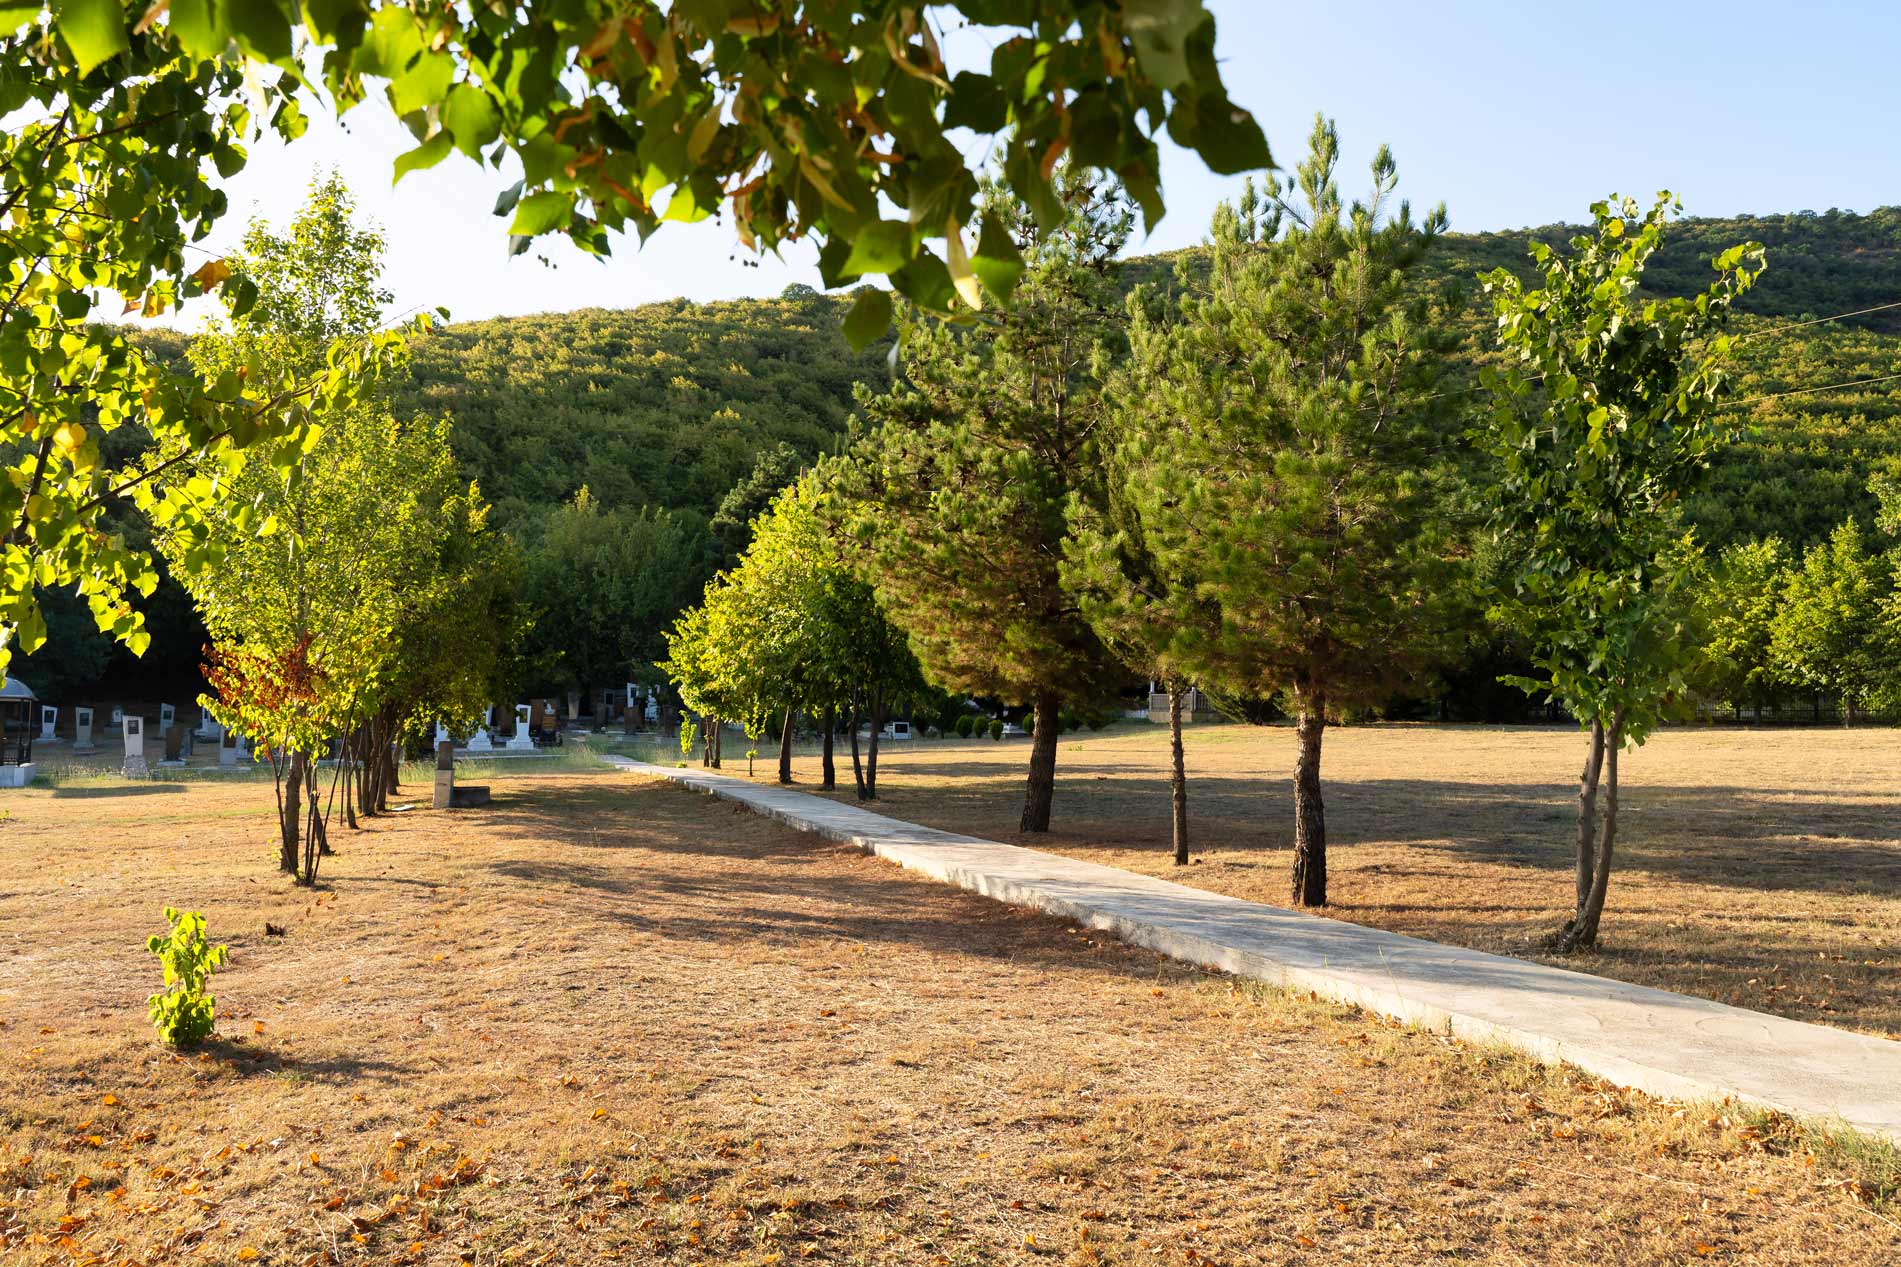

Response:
(392, 289), (891, 527)
(405, 206), (1901, 549)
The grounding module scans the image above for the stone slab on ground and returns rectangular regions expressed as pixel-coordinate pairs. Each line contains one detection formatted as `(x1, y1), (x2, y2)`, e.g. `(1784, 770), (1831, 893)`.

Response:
(607, 757), (1901, 1145)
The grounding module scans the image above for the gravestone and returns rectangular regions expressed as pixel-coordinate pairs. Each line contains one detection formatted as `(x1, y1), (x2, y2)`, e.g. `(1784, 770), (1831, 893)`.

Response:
(433, 739), (455, 808)
(122, 716), (149, 779)
(220, 730), (240, 766)
(466, 707), (494, 752)
(195, 711), (222, 741)
(506, 703), (534, 751)
(433, 720), (451, 747)
(624, 683), (640, 735)
(74, 706), (96, 754)
(160, 703), (176, 731)
(160, 724), (186, 767)
(38, 705), (55, 741)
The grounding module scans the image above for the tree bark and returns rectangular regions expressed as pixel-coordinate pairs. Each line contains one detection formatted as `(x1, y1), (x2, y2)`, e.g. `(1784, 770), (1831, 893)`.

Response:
(1552, 717), (1610, 952)
(1168, 679), (1190, 866)
(1020, 689), (1061, 832)
(280, 749), (305, 875)
(849, 693), (867, 800)
(712, 718), (723, 768)
(1290, 685), (1328, 907)
(778, 705), (795, 783)
(820, 705), (836, 790)
(866, 689), (885, 800)
(1558, 711), (1626, 950)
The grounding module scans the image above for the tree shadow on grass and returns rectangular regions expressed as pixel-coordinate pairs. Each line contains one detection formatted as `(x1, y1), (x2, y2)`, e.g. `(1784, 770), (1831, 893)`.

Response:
(196, 1036), (416, 1084)
(772, 766), (1901, 903)
(460, 779), (1869, 1031)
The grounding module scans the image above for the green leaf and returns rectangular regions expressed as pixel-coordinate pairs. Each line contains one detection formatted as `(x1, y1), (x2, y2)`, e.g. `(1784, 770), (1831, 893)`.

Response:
(971, 214), (1025, 303)
(509, 191), (572, 237)
(842, 220), (911, 279)
(443, 82), (500, 159)
(392, 131), (453, 183)
(1120, 0), (1204, 90)
(227, 0), (292, 62)
(1180, 91), (1271, 175)
(841, 287), (891, 352)
(492, 179), (525, 217)
(0, 3), (42, 37)
(53, 0), (128, 74)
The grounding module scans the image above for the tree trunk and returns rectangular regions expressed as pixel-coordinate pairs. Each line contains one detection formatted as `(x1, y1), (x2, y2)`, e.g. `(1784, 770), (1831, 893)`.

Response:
(820, 705), (836, 790)
(866, 690), (885, 800)
(712, 718), (723, 768)
(1290, 686), (1328, 907)
(849, 692), (867, 800)
(281, 749), (306, 875)
(778, 705), (795, 784)
(1551, 717), (1610, 952)
(1020, 689), (1061, 832)
(1168, 679), (1190, 866)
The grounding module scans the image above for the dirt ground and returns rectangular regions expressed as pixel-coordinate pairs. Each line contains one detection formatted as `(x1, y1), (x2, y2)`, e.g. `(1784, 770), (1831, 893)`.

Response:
(734, 723), (1901, 1040)
(1, 767), (1895, 1265)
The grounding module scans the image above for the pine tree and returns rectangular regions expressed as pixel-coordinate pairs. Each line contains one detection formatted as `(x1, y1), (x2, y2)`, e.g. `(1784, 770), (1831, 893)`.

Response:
(1104, 117), (1456, 905)
(830, 169), (1128, 832)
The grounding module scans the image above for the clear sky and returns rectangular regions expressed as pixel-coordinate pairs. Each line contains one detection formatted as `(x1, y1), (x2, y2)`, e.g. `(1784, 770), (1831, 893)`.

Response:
(180, 0), (1901, 328)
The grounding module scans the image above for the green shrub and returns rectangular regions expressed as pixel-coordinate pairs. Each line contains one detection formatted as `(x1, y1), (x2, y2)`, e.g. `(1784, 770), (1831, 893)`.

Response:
(988, 719), (1004, 741)
(679, 717), (700, 766)
(145, 907), (227, 1049)
(954, 714), (975, 738)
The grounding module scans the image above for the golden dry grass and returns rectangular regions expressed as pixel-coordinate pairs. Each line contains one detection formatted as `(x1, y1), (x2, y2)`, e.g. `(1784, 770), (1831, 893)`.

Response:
(1, 766), (1896, 1265)
(732, 723), (1901, 1039)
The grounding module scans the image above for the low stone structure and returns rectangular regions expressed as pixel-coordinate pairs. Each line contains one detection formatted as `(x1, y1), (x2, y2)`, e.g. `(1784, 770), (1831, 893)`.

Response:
(73, 706), (96, 755)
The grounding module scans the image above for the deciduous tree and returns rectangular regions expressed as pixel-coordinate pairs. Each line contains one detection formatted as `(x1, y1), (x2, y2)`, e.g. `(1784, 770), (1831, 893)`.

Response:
(0, 1), (1266, 678)
(1480, 193), (1763, 951)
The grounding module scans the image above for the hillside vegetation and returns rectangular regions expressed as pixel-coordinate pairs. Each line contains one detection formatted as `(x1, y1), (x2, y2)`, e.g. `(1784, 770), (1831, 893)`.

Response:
(422, 207), (1901, 551)
(393, 290), (891, 527)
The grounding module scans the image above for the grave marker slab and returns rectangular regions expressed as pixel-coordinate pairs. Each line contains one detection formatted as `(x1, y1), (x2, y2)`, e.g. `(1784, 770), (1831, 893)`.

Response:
(506, 703), (534, 751)
(74, 706), (96, 754)
(39, 705), (55, 742)
(122, 716), (149, 779)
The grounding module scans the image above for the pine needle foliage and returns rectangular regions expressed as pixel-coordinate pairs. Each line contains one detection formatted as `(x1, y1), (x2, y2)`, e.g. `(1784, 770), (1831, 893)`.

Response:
(1099, 117), (1458, 905)
(831, 168), (1130, 832)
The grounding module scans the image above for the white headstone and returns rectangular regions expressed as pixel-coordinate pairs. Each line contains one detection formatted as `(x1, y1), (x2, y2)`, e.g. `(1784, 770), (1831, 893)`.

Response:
(74, 706), (94, 751)
(465, 720), (493, 752)
(122, 716), (149, 779)
(160, 703), (176, 729)
(38, 706), (55, 741)
(220, 730), (239, 765)
(434, 720), (450, 746)
(110, 706), (123, 727)
(507, 703), (535, 751)
(198, 715), (223, 742)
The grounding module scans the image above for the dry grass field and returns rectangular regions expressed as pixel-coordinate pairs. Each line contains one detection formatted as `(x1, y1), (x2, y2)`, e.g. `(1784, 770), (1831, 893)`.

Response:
(2, 766), (1896, 1265)
(740, 723), (1901, 1039)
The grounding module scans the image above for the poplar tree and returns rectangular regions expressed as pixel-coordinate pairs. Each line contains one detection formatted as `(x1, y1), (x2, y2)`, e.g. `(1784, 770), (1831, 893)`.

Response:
(831, 171), (1127, 832)
(1106, 118), (1455, 905)
(1480, 194), (1763, 951)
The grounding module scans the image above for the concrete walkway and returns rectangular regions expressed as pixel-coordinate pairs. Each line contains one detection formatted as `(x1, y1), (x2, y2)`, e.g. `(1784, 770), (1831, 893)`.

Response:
(607, 757), (1901, 1143)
